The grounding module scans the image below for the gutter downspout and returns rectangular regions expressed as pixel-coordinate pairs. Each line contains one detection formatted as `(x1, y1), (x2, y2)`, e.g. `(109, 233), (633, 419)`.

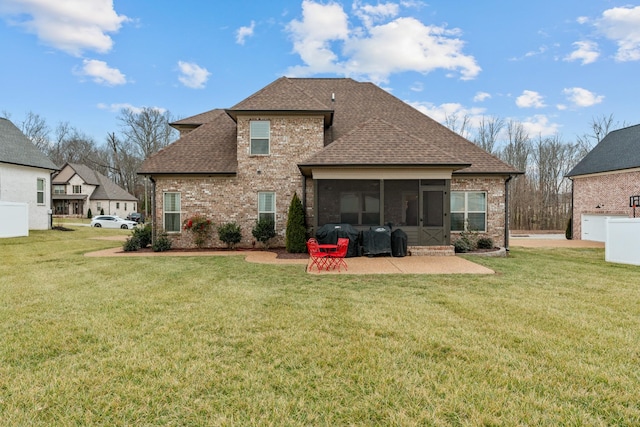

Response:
(149, 176), (156, 245)
(505, 175), (513, 251)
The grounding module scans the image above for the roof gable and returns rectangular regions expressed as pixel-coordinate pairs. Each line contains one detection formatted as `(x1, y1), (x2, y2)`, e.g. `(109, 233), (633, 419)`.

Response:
(54, 163), (136, 201)
(567, 124), (640, 177)
(0, 117), (58, 171)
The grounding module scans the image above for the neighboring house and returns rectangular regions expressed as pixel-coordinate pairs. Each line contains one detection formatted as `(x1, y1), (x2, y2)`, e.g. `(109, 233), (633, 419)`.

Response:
(0, 117), (59, 231)
(52, 163), (138, 218)
(139, 77), (521, 249)
(567, 124), (640, 241)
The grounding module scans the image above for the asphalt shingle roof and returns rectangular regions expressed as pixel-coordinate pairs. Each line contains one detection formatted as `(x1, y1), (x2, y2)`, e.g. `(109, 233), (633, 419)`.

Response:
(567, 124), (640, 177)
(54, 163), (137, 201)
(0, 117), (58, 171)
(140, 78), (521, 175)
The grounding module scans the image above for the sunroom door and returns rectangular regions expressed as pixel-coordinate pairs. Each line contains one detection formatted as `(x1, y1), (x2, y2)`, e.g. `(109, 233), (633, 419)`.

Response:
(419, 181), (450, 246)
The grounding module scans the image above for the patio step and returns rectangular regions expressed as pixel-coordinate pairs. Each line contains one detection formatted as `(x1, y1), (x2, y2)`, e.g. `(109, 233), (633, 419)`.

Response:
(408, 245), (455, 256)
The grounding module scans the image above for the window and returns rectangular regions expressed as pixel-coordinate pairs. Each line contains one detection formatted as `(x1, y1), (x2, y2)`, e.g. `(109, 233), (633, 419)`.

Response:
(73, 185), (82, 194)
(53, 185), (65, 194)
(451, 192), (487, 232)
(37, 178), (45, 204)
(97, 202), (101, 210)
(250, 120), (270, 155)
(258, 192), (275, 223)
(116, 202), (120, 209)
(164, 192), (181, 232)
(124, 203), (127, 211)
(340, 192), (380, 225)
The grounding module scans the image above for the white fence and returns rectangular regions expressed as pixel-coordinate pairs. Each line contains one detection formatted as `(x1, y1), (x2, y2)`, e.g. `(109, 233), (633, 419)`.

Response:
(0, 201), (29, 238)
(605, 218), (640, 266)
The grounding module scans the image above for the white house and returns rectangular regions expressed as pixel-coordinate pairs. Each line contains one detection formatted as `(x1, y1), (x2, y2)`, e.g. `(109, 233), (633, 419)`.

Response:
(0, 117), (59, 232)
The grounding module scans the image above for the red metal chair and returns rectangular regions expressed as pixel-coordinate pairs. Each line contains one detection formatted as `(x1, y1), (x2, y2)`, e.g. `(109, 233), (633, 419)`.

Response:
(307, 238), (330, 271)
(328, 237), (349, 272)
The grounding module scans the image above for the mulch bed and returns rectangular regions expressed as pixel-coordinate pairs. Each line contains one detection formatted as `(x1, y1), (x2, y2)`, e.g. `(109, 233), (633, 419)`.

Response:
(128, 246), (309, 259)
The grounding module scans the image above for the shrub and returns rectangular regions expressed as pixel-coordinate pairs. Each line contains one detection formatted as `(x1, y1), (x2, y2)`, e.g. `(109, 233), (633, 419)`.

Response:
(132, 223), (152, 248)
(100, 208), (104, 215)
(123, 236), (140, 252)
(183, 214), (213, 248)
(252, 217), (276, 249)
(477, 236), (494, 249)
(565, 217), (573, 240)
(87, 208), (93, 219)
(152, 233), (172, 252)
(454, 237), (473, 253)
(285, 193), (307, 253)
(218, 222), (242, 249)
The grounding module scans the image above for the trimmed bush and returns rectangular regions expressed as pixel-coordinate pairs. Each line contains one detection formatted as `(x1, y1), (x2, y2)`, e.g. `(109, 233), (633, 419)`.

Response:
(131, 223), (152, 248)
(565, 217), (573, 240)
(218, 222), (242, 249)
(454, 237), (473, 253)
(123, 236), (140, 252)
(477, 236), (494, 249)
(152, 233), (172, 252)
(285, 193), (307, 253)
(100, 208), (104, 215)
(252, 217), (276, 249)
(87, 208), (93, 219)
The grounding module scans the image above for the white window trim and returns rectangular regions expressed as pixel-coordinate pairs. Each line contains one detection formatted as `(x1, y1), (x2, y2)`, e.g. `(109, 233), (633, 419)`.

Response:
(250, 120), (270, 156)
(258, 191), (276, 227)
(163, 192), (182, 233)
(451, 191), (487, 233)
(37, 178), (45, 205)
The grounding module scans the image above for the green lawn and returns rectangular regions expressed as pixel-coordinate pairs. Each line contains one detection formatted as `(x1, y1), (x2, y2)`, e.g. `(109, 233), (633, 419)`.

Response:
(1, 228), (639, 426)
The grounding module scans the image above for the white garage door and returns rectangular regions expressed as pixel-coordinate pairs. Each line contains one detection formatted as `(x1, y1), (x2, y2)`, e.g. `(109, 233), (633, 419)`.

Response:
(581, 214), (627, 242)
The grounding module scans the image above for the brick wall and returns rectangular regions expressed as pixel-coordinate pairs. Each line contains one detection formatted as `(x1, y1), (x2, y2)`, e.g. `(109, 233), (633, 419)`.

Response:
(153, 115), (324, 248)
(571, 170), (639, 239)
(451, 176), (507, 247)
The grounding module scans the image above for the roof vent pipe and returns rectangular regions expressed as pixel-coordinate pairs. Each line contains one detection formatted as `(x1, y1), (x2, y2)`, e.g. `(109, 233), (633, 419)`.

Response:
(331, 93), (335, 102)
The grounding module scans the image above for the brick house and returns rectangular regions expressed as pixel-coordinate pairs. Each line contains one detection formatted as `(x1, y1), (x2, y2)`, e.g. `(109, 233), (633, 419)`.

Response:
(139, 77), (521, 250)
(567, 124), (640, 241)
(52, 163), (138, 219)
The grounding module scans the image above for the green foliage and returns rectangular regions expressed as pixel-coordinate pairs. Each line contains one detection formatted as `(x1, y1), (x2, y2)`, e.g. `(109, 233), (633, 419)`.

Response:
(477, 236), (495, 249)
(100, 208), (104, 215)
(122, 236), (140, 252)
(152, 232), (172, 252)
(87, 208), (92, 219)
(454, 230), (478, 253)
(565, 217), (573, 240)
(252, 217), (276, 248)
(132, 223), (152, 248)
(285, 193), (307, 253)
(183, 214), (213, 248)
(217, 222), (242, 249)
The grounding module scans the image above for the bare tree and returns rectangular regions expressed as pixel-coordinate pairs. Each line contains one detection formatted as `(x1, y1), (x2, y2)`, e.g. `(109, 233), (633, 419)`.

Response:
(21, 111), (50, 151)
(575, 114), (621, 159)
(48, 122), (100, 168)
(118, 107), (177, 159)
(444, 112), (471, 139)
(473, 115), (504, 154)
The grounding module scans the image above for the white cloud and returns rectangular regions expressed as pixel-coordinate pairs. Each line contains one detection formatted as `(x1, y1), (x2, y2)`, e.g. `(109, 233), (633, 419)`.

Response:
(520, 115), (561, 137)
(286, 0), (480, 84)
(177, 61), (211, 89)
(473, 92), (491, 102)
(516, 90), (546, 108)
(408, 100), (486, 128)
(577, 16), (589, 25)
(236, 21), (255, 45)
(97, 103), (166, 114)
(564, 40), (599, 64)
(596, 5), (640, 61)
(410, 81), (424, 92)
(76, 59), (126, 86)
(563, 87), (604, 107)
(0, 0), (129, 56)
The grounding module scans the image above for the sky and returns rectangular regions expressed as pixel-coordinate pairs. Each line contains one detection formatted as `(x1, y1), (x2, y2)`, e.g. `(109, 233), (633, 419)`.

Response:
(1, 0), (639, 148)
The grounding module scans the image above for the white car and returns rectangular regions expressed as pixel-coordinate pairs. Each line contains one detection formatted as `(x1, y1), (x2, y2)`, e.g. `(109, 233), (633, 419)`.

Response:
(90, 215), (138, 229)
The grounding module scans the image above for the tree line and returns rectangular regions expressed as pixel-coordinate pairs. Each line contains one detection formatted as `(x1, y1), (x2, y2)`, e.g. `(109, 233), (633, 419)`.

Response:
(446, 113), (624, 231)
(4, 107), (624, 231)
(4, 108), (178, 215)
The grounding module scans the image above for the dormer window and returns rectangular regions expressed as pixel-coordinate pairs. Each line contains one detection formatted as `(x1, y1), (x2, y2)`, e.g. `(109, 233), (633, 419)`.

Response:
(250, 120), (270, 155)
